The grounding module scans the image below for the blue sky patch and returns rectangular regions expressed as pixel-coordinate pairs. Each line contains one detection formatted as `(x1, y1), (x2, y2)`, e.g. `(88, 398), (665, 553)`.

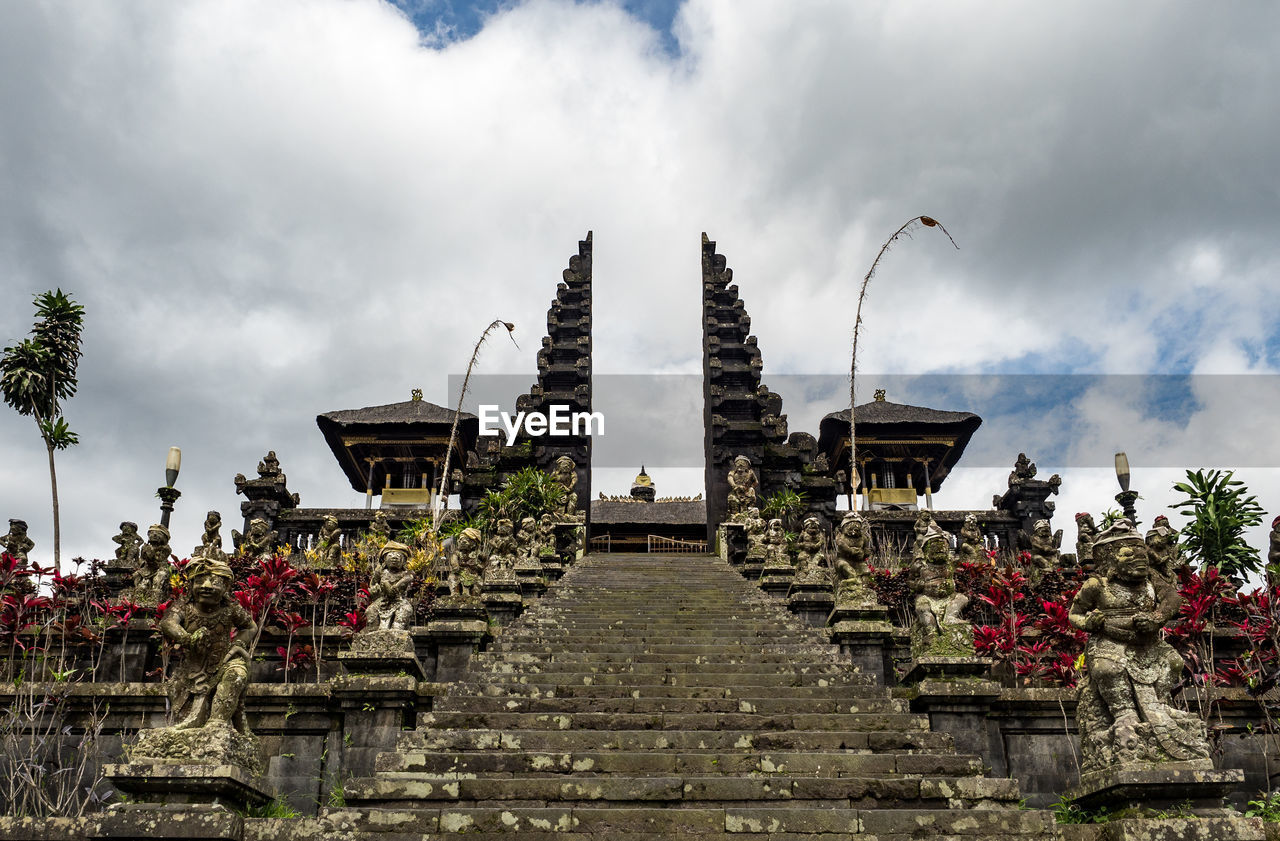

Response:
(391, 0), (684, 55)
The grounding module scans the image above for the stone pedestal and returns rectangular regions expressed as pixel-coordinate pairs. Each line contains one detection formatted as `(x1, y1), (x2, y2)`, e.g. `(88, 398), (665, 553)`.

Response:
(903, 654), (993, 685)
(758, 560), (795, 599)
(99, 561), (135, 601)
(331, 673), (420, 777)
(1065, 766), (1258, 841)
(907, 671), (1001, 761)
(539, 552), (564, 581)
(104, 763), (271, 813)
(426, 600), (489, 682)
(786, 573), (834, 627)
(1068, 765), (1245, 815)
(337, 628), (425, 680)
(721, 523), (747, 567)
(742, 554), (765, 581)
(482, 575), (525, 626)
(828, 598), (894, 686)
(514, 557), (547, 598)
(100, 763), (271, 840)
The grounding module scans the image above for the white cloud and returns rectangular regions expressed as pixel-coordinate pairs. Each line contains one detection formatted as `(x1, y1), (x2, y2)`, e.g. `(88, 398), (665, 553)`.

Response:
(1, 0), (1278, 563)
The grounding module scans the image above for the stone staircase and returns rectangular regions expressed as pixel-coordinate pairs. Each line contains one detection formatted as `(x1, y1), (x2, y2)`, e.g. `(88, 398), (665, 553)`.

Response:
(321, 553), (1051, 839)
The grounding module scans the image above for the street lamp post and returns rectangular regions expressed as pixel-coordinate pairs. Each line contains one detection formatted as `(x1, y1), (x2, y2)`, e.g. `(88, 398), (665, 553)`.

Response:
(157, 446), (182, 529)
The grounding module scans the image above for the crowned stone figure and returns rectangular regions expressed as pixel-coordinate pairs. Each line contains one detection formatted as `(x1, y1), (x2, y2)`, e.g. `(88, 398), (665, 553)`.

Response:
(833, 511), (877, 607)
(132, 556), (261, 774)
(908, 522), (972, 657)
(1068, 520), (1209, 774)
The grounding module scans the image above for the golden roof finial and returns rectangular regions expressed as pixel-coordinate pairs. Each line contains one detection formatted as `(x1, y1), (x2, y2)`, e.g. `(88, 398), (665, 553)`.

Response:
(874, 388), (886, 402)
(411, 388), (423, 402)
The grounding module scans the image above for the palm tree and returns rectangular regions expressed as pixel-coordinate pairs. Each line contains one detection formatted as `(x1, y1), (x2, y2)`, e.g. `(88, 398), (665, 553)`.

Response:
(0, 290), (85, 571)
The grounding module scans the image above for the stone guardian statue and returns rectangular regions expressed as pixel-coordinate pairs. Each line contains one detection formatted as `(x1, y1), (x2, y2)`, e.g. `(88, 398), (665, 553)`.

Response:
(1068, 520), (1207, 774)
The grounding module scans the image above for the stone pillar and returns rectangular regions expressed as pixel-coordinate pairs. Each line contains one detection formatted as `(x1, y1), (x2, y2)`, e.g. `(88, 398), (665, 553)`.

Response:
(758, 557), (794, 599)
(828, 599), (895, 687)
(482, 576), (524, 627)
(330, 673), (420, 778)
(721, 523), (747, 567)
(906, 671), (1002, 762)
(513, 555), (547, 598)
(787, 576), (834, 627)
(425, 602), (489, 683)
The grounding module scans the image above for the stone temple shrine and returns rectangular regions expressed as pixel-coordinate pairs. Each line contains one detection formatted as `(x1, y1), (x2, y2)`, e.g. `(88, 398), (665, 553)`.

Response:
(0, 232), (1268, 841)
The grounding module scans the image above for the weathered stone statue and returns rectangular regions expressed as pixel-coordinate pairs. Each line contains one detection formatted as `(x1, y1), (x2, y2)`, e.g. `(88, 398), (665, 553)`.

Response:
(833, 511), (877, 606)
(449, 527), (486, 600)
(762, 518), (789, 568)
(137, 556), (260, 773)
(194, 511), (224, 560)
(1008, 452), (1036, 487)
(1075, 512), (1098, 569)
(1144, 514), (1181, 581)
(486, 518), (519, 581)
(725, 455), (759, 521)
(131, 524), (172, 605)
(911, 510), (936, 562)
(956, 513), (985, 564)
(1028, 518), (1063, 576)
(2, 519), (33, 563)
(370, 510), (392, 540)
(515, 516), (538, 561)
(316, 514), (342, 568)
(112, 521), (143, 566)
(552, 456), (582, 520)
(364, 541), (415, 631)
(257, 450), (282, 480)
(1069, 521), (1207, 774)
(793, 516), (829, 583)
(537, 513), (557, 558)
(743, 507), (766, 560)
(909, 523), (972, 657)
(233, 517), (277, 559)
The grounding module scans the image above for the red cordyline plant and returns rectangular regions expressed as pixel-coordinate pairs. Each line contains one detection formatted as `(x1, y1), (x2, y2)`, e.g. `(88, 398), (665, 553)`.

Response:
(1164, 566), (1244, 697)
(234, 554), (301, 665)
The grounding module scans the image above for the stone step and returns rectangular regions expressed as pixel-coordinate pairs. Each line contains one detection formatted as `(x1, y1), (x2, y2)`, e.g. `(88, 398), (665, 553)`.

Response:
(344, 553), (1047, 840)
(453, 681), (896, 700)
(478, 651), (842, 665)
(487, 644), (840, 657)
(420, 710), (932, 733)
(398, 727), (954, 754)
(432, 695), (909, 715)
(495, 629), (825, 641)
(476, 660), (864, 677)
(283, 805), (1049, 838)
(472, 671), (877, 689)
(380, 748), (980, 777)
(347, 773), (1020, 808)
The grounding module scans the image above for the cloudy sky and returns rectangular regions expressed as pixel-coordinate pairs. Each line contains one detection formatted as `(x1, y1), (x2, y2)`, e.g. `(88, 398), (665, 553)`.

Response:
(2, 0), (1278, 566)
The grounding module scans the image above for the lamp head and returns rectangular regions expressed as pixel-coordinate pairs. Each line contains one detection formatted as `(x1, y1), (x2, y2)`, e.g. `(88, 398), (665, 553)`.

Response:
(165, 446), (182, 488)
(1114, 452), (1130, 493)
